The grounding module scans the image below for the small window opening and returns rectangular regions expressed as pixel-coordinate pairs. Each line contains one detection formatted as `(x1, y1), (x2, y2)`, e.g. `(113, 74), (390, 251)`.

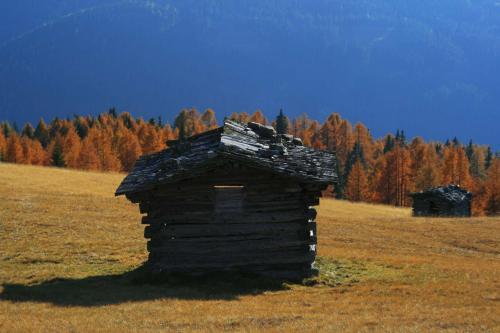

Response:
(214, 185), (245, 213)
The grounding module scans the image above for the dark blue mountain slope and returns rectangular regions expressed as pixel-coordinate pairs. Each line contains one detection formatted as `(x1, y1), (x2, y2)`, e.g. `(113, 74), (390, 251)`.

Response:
(0, 1), (499, 147)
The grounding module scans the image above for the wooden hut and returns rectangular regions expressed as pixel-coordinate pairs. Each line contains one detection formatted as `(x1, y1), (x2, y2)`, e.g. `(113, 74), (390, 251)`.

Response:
(409, 185), (472, 217)
(116, 120), (337, 280)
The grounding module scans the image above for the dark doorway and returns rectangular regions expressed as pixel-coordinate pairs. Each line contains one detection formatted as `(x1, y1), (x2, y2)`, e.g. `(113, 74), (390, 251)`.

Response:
(429, 201), (439, 215)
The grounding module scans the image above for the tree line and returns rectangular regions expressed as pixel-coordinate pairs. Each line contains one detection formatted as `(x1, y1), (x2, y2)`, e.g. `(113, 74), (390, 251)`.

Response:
(0, 108), (498, 216)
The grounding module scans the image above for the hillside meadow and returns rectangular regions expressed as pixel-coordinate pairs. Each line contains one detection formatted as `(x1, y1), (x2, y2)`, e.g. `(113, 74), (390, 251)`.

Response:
(0, 163), (499, 332)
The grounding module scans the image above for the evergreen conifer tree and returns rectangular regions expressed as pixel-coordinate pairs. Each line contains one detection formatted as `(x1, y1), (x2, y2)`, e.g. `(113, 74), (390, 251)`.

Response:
(22, 123), (35, 139)
(34, 119), (50, 148)
(51, 141), (66, 167)
(275, 109), (289, 135)
(383, 135), (394, 153)
(485, 146), (493, 169)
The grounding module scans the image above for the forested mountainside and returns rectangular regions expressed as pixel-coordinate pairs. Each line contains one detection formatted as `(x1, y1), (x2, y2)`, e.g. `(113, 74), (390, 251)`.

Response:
(1, 0), (499, 147)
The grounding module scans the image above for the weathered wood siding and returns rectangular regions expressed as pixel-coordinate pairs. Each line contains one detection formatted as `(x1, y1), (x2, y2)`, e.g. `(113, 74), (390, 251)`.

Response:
(412, 197), (471, 217)
(127, 162), (324, 280)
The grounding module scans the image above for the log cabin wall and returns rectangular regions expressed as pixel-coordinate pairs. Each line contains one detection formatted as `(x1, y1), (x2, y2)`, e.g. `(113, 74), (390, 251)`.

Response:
(130, 162), (323, 280)
(412, 197), (471, 217)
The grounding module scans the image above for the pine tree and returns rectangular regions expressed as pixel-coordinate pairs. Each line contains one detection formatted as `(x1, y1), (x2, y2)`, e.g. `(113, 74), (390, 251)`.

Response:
(465, 140), (474, 161)
(394, 129), (406, 147)
(51, 138), (66, 167)
(485, 146), (493, 169)
(118, 112), (136, 131)
(1, 122), (12, 137)
(344, 141), (366, 177)
(74, 116), (89, 139)
(49, 117), (64, 138)
(275, 109), (289, 135)
(108, 107), (117, 118)
(22, 123), (35, 139)
(34, 119), (50, 148)
(435, 143), (443, 156)
(399, 130), (407, 146)
(383, 135), (394, 153)
(174, 109), (188, 140)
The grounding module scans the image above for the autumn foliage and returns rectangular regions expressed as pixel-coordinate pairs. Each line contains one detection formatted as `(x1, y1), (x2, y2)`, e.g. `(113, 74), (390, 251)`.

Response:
(0, 108), (498, 215)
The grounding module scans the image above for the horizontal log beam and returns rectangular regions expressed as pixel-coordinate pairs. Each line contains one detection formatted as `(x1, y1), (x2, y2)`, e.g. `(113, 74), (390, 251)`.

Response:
(148, 251), (316, 267)
(147, 239), (316, 253)
(144, 221), (316, 239)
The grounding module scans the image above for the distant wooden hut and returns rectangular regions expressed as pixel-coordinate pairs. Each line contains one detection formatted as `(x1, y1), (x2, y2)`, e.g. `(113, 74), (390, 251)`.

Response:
(116, 120), (337, 280)
(409, 185), (472, 217)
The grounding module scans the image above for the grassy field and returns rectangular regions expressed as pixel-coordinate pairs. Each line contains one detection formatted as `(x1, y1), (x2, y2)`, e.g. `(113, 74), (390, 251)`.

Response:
(0, 163), (499, 332)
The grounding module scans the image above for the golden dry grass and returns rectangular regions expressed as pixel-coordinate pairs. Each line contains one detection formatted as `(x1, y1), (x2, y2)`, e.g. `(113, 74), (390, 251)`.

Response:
(0, 162), (499, 332)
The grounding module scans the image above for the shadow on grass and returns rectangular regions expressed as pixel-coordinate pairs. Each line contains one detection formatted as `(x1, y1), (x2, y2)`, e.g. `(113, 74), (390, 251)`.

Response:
(0, 265), (289, 306)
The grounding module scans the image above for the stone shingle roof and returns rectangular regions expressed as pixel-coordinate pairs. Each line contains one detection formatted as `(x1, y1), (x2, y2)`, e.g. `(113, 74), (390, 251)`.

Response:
(116, 120), (337, 196)
(409, 184), (472, 203)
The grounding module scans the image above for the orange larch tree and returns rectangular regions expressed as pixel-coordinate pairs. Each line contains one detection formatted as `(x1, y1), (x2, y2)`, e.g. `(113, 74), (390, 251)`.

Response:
(249, 110), (267, 125)
(336, 119), (354, 173)
(0, 130), (7, 161)
(442, 146), (458, 185)
(414, 144), (442, 191)
(6, 133), (24, 163)
(456, 147), (473, 189)
(20, 136), (33, 164)
(442, 145), (473, 189)
(345, 160), (370, 202)
(353, 122), (375, 167)
(201, 109), (218, 130)
(378, 145), (412, 206)
(78, 135), (100, 170)
(484, 158), (500, 216)
(30, 140), (48, 166)
(118, 129), (142, 171)
(62, 126), (82, 168)
(229, 112), (250, 124)
(141, 126), (164, 155)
